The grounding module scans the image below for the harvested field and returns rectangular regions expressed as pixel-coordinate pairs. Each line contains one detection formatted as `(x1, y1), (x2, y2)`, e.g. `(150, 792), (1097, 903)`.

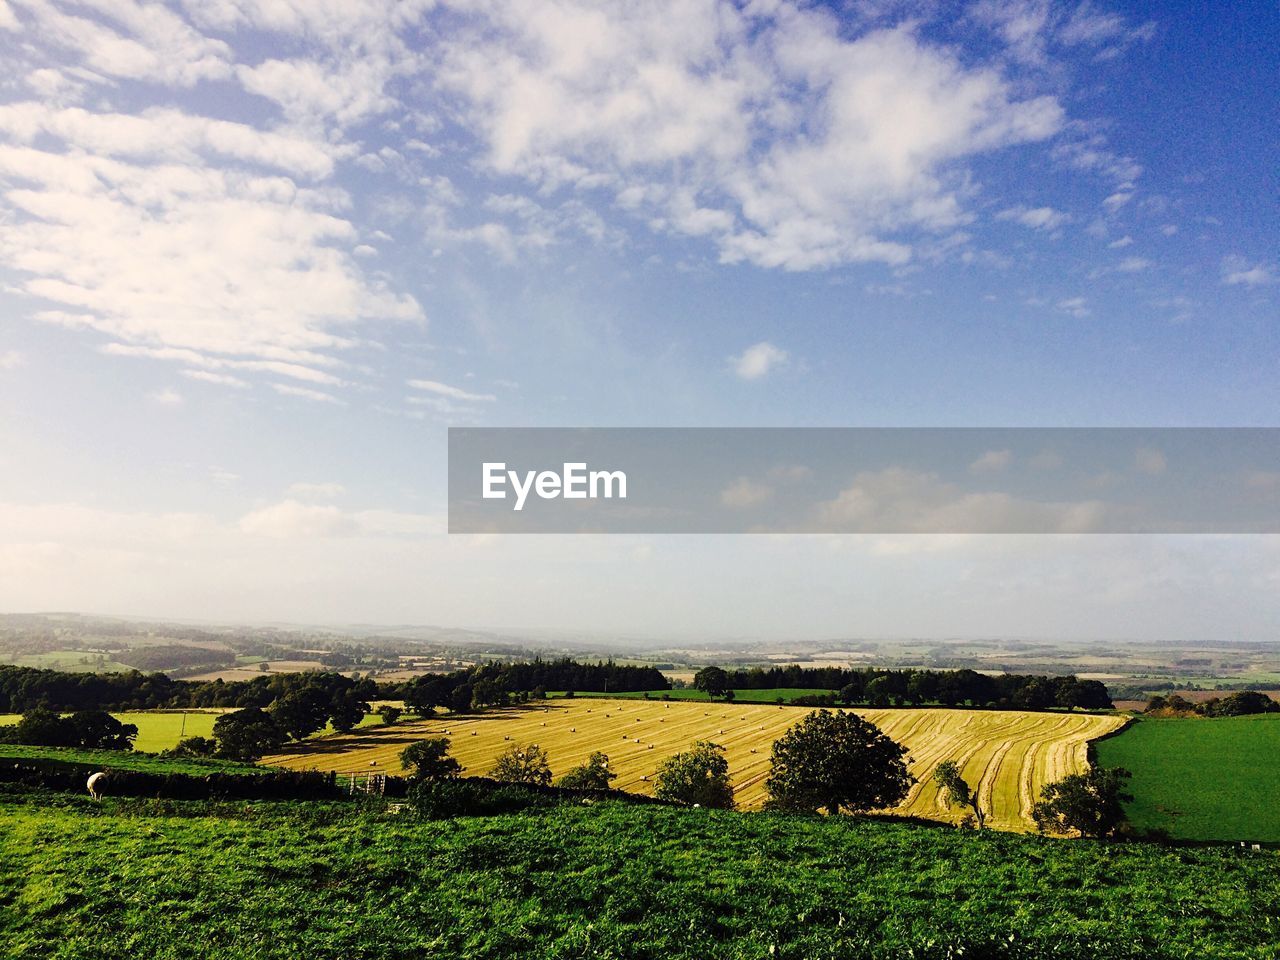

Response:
(265, 699), (1125, 830)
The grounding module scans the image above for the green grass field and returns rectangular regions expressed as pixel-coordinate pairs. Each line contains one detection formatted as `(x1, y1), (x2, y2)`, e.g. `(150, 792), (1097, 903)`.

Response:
(553, 687), (837, 703)
(0, 791), (1277, 959)
(0, 651), (134, 672)
(1094, 714), (1280, 842)
(0, 711), (222, 752)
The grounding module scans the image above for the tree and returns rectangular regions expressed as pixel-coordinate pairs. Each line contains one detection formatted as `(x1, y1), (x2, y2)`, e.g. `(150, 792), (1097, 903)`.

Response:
(0, 708), (137, 750)
(765, 710), (913, 815)
(400, 738), (462, 781)
(269, 688), (329, 741)
(556, 751), (616, 790)
(693, 666), (730, 700)
(1032, 766), (1133, 839)
(489, 743), (552, 786)
(654, 741), (734, 808)
(378, 705), (403, 725)
(170, 735), (216, 757)
(328, 690), (369, 733)
(68, 710), (138, 750)
(212, 708), (284, 761)
(932, 760), (985, 829)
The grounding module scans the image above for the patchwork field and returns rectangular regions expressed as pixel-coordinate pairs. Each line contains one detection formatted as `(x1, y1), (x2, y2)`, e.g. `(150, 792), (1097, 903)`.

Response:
(1094, 714), (1280, 842)
(265, 699), (1126, 831)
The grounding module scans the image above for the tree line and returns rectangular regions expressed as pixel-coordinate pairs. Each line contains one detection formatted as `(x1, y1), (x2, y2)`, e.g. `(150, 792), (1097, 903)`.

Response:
(697, 665), (1113, 710)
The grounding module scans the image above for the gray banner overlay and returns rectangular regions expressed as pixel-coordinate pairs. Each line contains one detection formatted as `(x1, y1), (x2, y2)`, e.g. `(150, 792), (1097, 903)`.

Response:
(448, 428), (1280, 534)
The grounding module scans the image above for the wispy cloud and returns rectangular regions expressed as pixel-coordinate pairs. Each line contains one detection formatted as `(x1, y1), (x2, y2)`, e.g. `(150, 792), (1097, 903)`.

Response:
(730, 342), (789, 381)
(1222, 255), (1275, 287)
(407, 379), (497, 403)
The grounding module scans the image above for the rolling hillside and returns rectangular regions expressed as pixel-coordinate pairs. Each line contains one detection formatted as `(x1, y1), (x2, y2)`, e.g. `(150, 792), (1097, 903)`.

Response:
(265, 699), (1125, 830)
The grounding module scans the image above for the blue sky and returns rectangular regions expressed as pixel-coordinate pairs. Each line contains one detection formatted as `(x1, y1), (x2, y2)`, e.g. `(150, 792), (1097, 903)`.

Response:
(0, 0), (1276, 640)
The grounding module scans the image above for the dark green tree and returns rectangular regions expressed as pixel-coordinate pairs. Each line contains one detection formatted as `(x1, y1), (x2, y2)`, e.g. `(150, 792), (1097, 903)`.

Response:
(693, 666), (730, 700)
(269, 688), (329, 741)
(212, 708), (284, 761)
(400, 737), (462, 781)
(654, 741), (734, 808)
(765, 710), (913, 815)
(378, 705), (403, 725)
(555, 751), (616, 790)
(489, 743), (552, 786)
(1032, 766), (1133, 839)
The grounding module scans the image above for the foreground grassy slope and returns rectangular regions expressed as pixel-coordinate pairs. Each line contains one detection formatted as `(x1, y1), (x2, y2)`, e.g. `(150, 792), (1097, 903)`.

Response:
(0, 793), (1276, 960)
(267, 700), (1125, 829)
(1094, 714), (1280, 842)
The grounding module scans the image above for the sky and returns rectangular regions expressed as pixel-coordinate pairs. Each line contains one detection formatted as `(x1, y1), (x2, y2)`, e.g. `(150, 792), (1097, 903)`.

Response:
(0, 0), (1277, 642)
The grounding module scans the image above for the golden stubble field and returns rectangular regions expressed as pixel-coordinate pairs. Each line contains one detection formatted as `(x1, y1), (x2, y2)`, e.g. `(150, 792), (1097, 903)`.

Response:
(264, 699), (1126, 831)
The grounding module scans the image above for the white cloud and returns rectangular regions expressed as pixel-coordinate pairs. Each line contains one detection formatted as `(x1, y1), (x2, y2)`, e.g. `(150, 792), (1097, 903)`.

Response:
(181, 369), (249, 389)
(730, 341), (788, 380)
(272, 383), (344, 404)
(996, 205), (1069, 231)
(287, 481), (346, 501)
(815, 466), (1108, 533)
(9, 0), (233, 87)
(147, 387), (183, 406)
(0, 349), (24, 369)
(238, 499), (358, 538)
(969, 449), (1013, 474)
(1056, 296), (1090, 318)
(0, 129), (422, 378)
(1116, 256), (1152, 272)
(719, 477), (773, 509)
(437, 1), (1063, 270)
(406, 379), (497, 403)
(1221, 255), (1275, 288)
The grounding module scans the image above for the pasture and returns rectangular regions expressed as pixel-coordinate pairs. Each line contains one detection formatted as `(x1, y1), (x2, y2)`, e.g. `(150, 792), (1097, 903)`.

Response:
(3, 792), (1278, 959)
(1094, 714), (1280, 842)
(0, 710), (223, 753)
(266, 699), (1125, 830)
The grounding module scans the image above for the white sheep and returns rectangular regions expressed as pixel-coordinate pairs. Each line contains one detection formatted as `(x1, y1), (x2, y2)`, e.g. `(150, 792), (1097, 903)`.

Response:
(86, 771), (107, 801)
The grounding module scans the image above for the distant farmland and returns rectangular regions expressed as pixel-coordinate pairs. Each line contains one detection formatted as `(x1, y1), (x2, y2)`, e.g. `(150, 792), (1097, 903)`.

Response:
(0, 711), (223, 753)
(266, 699), (1125, 831)
(1094, 714), (1280, 842)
